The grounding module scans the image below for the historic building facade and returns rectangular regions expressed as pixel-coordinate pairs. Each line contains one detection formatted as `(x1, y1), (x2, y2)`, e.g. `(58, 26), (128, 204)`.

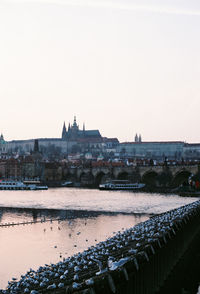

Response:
(61, 116), (102, 142)
(117, 141), (185, 160)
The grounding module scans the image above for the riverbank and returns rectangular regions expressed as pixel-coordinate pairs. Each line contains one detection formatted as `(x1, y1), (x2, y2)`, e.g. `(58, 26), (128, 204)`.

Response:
(44, 181), (200, 197)
(143, 186), (200, 197)
(2, 200), (200, 294)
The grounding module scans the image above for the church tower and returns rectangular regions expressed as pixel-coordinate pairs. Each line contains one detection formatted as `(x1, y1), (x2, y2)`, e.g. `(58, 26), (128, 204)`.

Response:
(72, 116), (78, 130)
(33, 139), (39, 153)
(83, 122), (86, 137)
(71, 116), (79, 139)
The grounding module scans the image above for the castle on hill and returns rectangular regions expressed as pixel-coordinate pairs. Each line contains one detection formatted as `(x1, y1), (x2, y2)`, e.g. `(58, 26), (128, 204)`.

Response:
(61, 116), (102, 142)
(4, 116), (118, 157)
(2, 116), (200, 160)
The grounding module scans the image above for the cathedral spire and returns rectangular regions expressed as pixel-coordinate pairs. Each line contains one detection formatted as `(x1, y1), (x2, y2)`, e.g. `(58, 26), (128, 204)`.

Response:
(73, 115), (77, 127)
(62, 121), (66, 139)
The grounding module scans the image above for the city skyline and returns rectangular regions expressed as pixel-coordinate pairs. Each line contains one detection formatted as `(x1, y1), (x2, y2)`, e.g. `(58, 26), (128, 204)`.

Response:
(2, 116), (200, 144)
(0, 0), (200, 143)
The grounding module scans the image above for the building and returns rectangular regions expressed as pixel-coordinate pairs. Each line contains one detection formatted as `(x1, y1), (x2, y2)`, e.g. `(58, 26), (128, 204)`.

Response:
(6, 121), (200, 161)
(0, 134), (8, 159)
(117, 141), (184, 160)
(61, 117), (119, 156)
(62, 116), (102, 141)
(6, 117), (119, 157)
(61, 116), (103, 155)
(183, 143), (200, 160)
(7, 138), (72, 155)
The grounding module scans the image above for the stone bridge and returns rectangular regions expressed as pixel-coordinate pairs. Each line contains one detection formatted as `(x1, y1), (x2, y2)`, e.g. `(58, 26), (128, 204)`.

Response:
(64, 164), (200, 187)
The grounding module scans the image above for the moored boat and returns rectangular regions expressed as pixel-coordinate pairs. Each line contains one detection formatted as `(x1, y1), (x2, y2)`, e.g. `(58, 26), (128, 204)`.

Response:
(61, 181), (73, 187)
(99, 180), (145, 191)
(0, 180), (48, 190)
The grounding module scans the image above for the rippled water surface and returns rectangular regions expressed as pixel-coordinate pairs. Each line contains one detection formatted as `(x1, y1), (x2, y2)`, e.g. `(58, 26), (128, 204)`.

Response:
(0, 188), (198, 289)
(0, 188), (198, 213)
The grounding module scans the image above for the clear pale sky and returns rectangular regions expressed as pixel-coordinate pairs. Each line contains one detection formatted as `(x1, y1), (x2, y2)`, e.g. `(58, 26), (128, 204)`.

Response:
(0, 0), (200, 142)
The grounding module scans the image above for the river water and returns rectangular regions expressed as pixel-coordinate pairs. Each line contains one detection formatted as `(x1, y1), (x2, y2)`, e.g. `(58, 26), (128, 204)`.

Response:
(0, 188), (198, 290)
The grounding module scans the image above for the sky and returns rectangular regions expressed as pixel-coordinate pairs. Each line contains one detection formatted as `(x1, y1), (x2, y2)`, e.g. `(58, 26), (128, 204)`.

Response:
(0, 0), (200, 142)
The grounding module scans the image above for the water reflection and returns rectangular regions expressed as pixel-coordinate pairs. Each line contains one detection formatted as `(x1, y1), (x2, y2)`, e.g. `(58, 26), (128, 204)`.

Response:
(0, 207), (149, 289)
(0, 207), (147, 225)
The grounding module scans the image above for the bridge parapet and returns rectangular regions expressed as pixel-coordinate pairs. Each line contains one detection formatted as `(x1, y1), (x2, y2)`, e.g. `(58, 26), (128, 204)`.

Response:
(167, 164), (199, 177)
(6, 200), (200, 294)
(67, 164), (199, 176)
(138, 165), (164, 178)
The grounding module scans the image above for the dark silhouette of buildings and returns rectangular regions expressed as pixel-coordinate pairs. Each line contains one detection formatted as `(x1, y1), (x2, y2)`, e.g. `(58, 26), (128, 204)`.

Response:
(62, 116), (101, 141)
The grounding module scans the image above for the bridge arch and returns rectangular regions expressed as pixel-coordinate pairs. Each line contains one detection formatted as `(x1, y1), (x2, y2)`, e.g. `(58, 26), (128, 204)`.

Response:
(62, 169), (77, 182)
(62, 171), (71, 181)
(156, 171), (173, 187)
(171, 170), (191, 187)
(79, 172), (94, 186)
(142, 171), (159, 187)
(131, 170), (141, 183)
(117, 171), (130, 181)
(79, 172), (86, 181)
(95, 172), (107, 186)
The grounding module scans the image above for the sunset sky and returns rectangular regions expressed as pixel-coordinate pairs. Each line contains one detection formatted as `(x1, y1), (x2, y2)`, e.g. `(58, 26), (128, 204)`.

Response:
(0, 0), (200, 142)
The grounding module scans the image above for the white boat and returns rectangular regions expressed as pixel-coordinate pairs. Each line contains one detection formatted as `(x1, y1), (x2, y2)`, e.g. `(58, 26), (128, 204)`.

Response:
(0, 180), (48, 190)
(99, 180), (145, 191)
(61, 181), (73, 187)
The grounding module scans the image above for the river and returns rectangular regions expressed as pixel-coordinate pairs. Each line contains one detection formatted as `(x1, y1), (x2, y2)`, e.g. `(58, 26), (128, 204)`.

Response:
(0, 188), (198, 290)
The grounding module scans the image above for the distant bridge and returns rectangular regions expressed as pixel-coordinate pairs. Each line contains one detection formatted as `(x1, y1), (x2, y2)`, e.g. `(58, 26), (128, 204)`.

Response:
(63, 164), (200, 187)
